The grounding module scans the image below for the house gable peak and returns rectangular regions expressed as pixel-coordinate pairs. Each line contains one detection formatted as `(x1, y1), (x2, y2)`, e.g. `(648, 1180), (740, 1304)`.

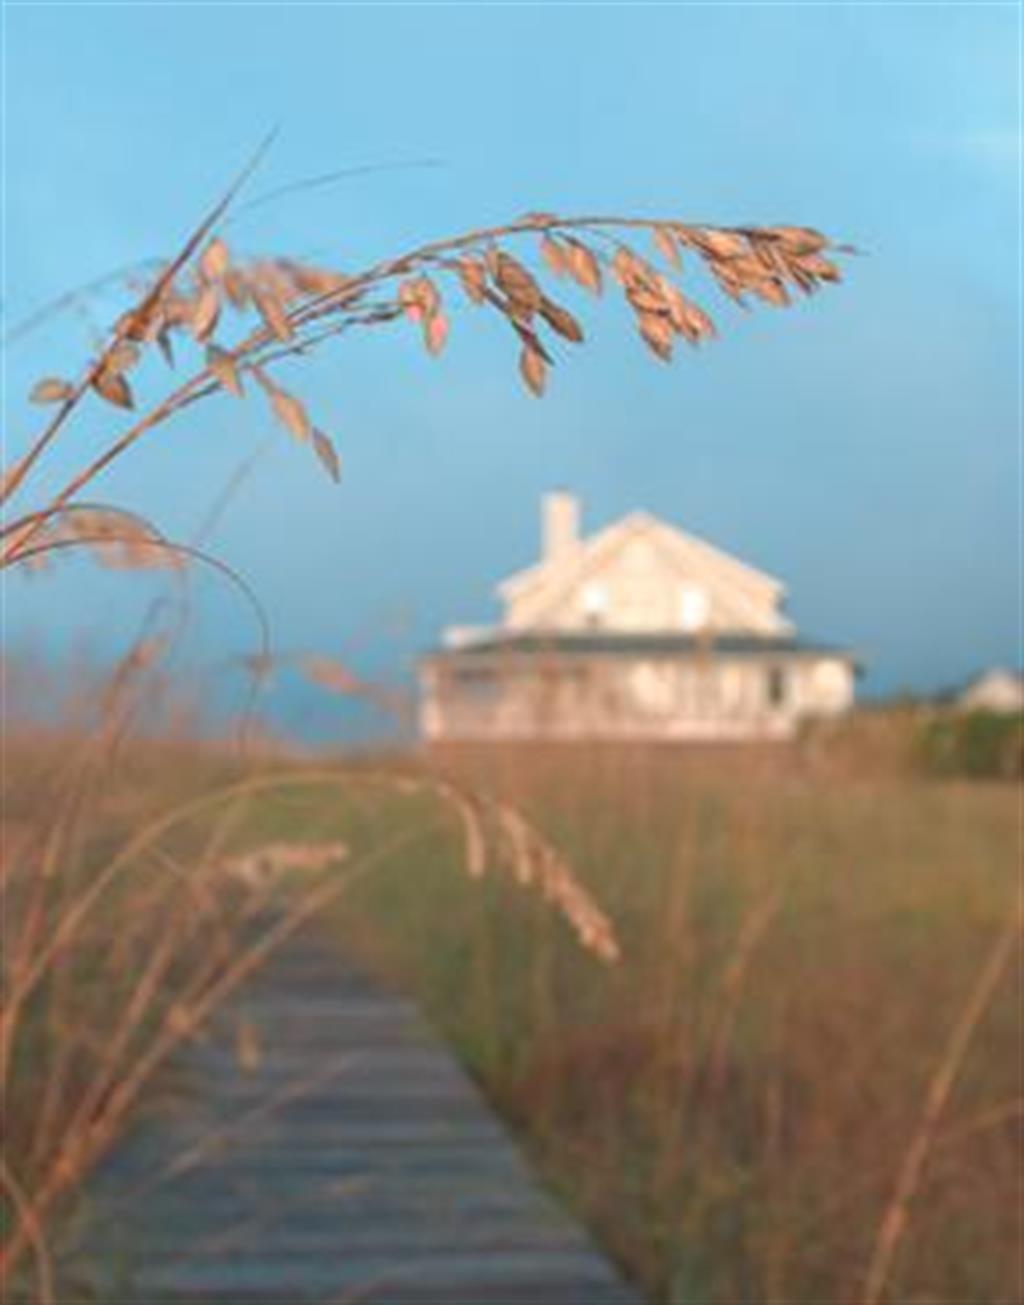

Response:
(498, 500), (783, 601)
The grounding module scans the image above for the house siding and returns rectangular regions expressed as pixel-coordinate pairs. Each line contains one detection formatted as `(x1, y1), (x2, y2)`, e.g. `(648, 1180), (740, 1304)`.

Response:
(421, 648), (855, 743)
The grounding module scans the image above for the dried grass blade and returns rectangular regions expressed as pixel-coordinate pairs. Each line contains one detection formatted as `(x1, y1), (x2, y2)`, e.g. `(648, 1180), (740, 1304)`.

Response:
(312, 429), (342, 482)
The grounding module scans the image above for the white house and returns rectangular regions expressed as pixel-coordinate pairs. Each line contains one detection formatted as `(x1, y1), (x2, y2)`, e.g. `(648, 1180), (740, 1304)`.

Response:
(957, 669), (1024, 714)
(419, 492), (858, 742)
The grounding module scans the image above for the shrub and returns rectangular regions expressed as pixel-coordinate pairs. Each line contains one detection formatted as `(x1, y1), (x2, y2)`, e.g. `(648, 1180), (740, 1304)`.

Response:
(916, 710), (1024, 780)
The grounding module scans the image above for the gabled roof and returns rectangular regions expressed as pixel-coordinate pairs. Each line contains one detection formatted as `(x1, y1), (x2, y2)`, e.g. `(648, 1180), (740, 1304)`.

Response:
(497, 510), (786, 603)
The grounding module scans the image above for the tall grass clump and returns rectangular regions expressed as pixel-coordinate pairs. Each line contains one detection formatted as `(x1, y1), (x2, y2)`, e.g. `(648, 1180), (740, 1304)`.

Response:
(3, 684), (633, 1299)
(321, 745), (1021, 1304)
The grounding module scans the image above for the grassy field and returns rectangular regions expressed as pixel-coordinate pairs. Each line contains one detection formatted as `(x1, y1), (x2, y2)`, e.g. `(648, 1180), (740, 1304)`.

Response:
(3, 723), (1020, 1303)
(316, 746), (1020, 1304)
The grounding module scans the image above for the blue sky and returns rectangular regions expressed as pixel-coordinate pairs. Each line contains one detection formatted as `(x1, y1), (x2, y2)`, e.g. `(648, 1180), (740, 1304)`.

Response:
(3, 3), (1020, 735)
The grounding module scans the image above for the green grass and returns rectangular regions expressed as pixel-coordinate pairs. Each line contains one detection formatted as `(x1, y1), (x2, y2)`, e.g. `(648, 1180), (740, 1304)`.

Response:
(916, 709), (1023, 780)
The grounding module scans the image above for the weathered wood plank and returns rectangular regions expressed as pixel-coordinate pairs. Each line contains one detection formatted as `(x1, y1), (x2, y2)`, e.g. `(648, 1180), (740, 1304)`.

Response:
(75, 929), (638, 1303)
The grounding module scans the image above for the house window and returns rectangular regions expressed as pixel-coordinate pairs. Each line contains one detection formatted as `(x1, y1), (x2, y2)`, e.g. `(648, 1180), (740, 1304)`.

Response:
(766, 665), (788, 708)
(679, 584), (709, 632)
(582, 582), (608, 627)
(453, 667), (499, 700)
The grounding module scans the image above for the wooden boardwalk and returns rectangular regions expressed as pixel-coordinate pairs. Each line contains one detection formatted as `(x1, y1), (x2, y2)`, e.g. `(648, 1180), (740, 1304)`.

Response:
(80, 930), (638, 1304)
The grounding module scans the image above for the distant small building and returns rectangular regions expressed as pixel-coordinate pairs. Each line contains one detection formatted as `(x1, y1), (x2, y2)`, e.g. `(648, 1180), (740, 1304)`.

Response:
(957, 669), (1024, 715)
(418, 492), (858, 743)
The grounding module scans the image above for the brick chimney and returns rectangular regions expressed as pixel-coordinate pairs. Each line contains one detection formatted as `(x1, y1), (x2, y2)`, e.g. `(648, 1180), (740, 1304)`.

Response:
(542, 490), (580, 564)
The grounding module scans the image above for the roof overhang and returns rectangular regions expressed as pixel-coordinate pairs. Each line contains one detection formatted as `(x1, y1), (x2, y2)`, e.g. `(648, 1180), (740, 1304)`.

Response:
(421, 632), (861, 668)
